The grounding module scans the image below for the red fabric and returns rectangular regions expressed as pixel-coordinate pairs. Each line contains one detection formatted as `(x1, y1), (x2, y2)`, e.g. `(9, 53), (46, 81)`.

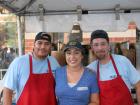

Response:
(17, 55), (57, 105)
(97, 55), (134, 105)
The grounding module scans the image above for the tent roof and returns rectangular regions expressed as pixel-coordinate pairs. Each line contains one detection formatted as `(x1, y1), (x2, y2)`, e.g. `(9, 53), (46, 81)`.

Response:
(1, 0), (140, 15)
(1, 0), (140, 32)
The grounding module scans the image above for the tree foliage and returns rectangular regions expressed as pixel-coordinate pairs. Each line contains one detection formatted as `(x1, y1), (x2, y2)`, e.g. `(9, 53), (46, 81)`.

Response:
(0, 14), (17, 48)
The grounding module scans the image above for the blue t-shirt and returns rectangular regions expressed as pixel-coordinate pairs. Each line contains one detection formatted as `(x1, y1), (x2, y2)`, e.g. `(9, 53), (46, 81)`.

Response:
(55, 66), (99, 105)
(87, 54), (140, 89)
(3, 54), (60, 102)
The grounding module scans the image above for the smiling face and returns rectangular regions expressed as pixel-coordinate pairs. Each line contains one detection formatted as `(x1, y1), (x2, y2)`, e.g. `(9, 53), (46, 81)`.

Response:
(91, 38), (110, 60)
(65, 48), (83, 68)
(33, 40), (51, 59)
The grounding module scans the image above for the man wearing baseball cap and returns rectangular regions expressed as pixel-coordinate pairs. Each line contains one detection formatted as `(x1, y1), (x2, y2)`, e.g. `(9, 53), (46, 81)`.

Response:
(87, 30), (140, 105)
(3, 32), (60, 105)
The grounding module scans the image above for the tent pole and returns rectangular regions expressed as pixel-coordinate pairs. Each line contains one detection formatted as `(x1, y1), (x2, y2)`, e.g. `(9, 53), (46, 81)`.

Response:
(17, 16), (23, 56)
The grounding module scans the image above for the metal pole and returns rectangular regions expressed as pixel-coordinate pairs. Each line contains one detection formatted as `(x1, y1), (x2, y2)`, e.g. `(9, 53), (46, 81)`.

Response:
(17, 16), (22, 56)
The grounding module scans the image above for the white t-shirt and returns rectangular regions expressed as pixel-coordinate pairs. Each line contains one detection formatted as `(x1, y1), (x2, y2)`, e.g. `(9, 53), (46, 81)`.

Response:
(87, 54), (140, 89)
(3, 54), (60, 102)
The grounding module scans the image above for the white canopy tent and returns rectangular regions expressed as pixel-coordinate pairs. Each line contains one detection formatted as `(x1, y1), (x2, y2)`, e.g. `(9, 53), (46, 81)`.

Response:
(1, 0), (140, 32)
(25, 13), (140, 32)
(1, 0), (140, 64)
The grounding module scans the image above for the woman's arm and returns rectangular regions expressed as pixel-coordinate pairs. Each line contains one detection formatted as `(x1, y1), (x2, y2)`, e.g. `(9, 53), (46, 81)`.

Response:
(88, 93), (99, 105)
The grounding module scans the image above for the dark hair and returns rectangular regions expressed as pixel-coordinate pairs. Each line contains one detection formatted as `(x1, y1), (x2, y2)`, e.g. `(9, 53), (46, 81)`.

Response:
(114, 43), (123, 55)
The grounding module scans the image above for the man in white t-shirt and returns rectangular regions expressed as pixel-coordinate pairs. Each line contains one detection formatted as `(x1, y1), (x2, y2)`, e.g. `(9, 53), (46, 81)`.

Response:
(87, 30), (140, 105)
(3, 32), (60, 105)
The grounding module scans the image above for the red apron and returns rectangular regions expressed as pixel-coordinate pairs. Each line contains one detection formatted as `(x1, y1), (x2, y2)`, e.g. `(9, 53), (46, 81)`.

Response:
(17, 55), (57, 105)
(97, 55), (134, 105)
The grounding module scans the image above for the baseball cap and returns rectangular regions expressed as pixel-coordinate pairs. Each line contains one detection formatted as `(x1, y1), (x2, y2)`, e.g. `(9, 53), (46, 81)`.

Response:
(90, 30), (109, 42)
(35, 32), (51, 42)
(63, 40), (83, 53)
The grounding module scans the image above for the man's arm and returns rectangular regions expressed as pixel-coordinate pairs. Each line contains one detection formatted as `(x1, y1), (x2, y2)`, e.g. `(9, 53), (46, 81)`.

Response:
(3, 87), (13, 105)
(88, 93), (99, 105)
(135, 80), (140, 105)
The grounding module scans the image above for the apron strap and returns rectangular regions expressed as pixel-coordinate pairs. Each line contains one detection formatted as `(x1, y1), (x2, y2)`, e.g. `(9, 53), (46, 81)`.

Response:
(97, 62), (100, 81)
(110, 55), (119, 76)
(47, 58), (53, 75)
(29, 55), (53, 74)
(97, 54), (120, 81)
(29, 55), (33, 74)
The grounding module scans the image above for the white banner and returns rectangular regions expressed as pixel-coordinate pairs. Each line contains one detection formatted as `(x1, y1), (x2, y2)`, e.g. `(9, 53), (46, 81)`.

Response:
(25, 13), (140, 32)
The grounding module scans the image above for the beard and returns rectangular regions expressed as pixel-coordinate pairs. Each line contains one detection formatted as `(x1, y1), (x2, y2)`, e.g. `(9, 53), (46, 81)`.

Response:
(94, 50), (107, 60)
(33, 51), (48, 60)
(96, 54), (106, 60)
(37, 55), (47, 59)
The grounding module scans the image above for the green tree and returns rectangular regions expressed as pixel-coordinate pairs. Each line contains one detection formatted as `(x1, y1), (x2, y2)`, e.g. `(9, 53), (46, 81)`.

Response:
(5, 22), (17, 48)
(3, 14), (17, 48)
(0, 23), (8, 48)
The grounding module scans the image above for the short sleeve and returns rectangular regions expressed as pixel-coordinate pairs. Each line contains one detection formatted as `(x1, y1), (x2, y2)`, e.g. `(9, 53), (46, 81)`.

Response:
(3, 58), (19, 91)
(89, 72), (99, 94)
(87, 61), (98, 73)
(48, 56), (60, 76)
(125, 58), (140, 86)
